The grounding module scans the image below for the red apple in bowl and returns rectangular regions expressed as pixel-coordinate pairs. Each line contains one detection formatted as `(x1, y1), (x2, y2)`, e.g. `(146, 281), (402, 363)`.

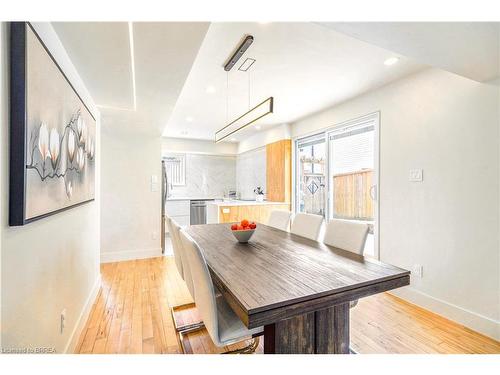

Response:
(230, 219), (257, 243)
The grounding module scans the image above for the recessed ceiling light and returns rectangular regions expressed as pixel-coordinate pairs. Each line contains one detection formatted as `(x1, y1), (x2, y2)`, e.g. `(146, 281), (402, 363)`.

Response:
(255, 125), (261, 130)
(384, 57), (400, 66)
(185, 116), (194, 122)
(206, 86), (216, 94)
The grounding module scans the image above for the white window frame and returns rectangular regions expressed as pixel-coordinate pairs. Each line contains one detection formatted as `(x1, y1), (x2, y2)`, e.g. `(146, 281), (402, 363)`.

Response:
(163, 153), (186, 186)
(292, 112), (380, 259)
(293, 133), (327, 217)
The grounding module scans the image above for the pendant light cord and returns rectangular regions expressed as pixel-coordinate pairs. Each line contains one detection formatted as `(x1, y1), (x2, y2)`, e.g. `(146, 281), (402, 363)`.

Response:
(248, 69), (251, 110)
(226, 72), (229, 123)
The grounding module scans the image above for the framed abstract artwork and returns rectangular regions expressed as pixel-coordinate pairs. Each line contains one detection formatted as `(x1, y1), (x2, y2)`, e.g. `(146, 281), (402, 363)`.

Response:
(10, 22), (96, 226)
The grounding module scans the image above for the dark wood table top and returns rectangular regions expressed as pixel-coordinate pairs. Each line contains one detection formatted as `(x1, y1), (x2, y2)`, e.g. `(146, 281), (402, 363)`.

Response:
(185, 223), (410, 328)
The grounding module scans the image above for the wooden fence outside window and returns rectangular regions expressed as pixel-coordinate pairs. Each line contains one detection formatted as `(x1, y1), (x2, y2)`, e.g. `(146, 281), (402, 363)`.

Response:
(332, 169), (373, 220)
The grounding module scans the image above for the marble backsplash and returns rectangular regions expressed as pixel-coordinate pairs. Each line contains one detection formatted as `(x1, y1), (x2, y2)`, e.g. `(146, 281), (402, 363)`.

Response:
(236, 147), (266, 200)
(169, 154), (236, 198)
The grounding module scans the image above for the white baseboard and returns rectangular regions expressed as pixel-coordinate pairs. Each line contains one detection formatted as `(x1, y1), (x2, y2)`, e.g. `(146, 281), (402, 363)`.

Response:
(64, 275), (101, 353)
(389, 286), (500, 341)
(100, 247), (163, 263)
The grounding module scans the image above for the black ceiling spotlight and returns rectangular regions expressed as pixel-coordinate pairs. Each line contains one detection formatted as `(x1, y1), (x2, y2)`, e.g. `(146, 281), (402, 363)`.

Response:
(224, 35), (254, 71)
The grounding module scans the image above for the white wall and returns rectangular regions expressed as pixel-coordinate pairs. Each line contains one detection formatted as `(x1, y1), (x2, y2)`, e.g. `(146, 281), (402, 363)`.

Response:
(100, 124), (162, 263)
(237, 147), (267, 200)
(0, 22), (101, 353)
(162, 137), (237, 155)
(292, 68), (500, 340)
(231, 125), (291, 200)
(163, 136), (271, 201)
(167, 154), (236, 199)
(163, 126), (291, 156)
(237, 124), (291, 154)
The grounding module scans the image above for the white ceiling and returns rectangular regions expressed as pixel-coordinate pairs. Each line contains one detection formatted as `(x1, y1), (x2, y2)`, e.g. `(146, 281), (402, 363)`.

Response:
(319, 22), (500, 83)
(163, 22), (425, 141)
(52, 22), (210, 135)
(53, 22), (498, 142)
(52, 22), (134, 110)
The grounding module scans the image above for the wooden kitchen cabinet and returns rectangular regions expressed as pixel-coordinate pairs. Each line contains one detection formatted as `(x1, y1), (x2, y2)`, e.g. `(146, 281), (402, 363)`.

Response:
(218, 204), (290, 224)
(266, 139), (292, 203)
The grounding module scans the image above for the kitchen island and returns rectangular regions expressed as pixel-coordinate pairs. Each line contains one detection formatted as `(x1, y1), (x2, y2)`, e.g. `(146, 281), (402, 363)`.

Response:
(207, 200), (291, 224)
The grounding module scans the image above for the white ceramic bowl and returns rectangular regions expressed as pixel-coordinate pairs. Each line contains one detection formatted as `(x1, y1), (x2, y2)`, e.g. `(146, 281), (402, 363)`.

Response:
(231, 228), (256, 243)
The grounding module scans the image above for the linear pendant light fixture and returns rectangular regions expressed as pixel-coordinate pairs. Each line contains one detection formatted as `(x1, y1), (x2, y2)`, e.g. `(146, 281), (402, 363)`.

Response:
(216, 34), (274, 143)
(215, 97), (273, 143)
(224, 35), (254, 71)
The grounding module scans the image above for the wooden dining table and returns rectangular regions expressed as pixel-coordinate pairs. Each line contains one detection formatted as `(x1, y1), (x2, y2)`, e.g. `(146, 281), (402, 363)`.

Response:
(185, 223), (410, 354)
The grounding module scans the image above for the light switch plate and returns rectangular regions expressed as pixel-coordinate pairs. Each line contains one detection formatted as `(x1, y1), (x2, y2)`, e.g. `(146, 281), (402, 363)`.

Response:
(151, 182), (158, 192)
(151, 175), (158, 184)
(409, 169), (423, 182)
(222, 208), (230, 214)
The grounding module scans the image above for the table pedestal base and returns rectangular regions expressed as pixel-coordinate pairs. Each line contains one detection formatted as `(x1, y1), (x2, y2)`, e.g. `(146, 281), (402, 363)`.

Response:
(264, 303), (350, 354)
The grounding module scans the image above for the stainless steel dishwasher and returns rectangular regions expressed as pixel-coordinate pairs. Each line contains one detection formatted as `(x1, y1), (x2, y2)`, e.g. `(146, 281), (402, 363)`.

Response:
(190, 200), (208, 225)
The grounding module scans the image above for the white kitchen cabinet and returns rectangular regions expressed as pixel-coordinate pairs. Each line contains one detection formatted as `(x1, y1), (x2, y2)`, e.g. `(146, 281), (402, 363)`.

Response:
(165, 200), (190, 217)
(165, 200), (190, 231)
(172, 215), (190, 227)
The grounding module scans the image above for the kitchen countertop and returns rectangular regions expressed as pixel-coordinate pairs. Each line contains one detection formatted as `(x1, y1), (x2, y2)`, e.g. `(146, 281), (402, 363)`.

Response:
(166, 196), (222, 201)
(207, 200), (290, 207)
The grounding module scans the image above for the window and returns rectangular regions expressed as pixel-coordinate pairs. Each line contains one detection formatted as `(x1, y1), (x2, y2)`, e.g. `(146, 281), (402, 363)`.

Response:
(326, 113), (379, 258)
(329, 124), (375, 221)
(293, 112), (380, 258)
(295, 134), (327, 217)
(164, 154), (186, 186)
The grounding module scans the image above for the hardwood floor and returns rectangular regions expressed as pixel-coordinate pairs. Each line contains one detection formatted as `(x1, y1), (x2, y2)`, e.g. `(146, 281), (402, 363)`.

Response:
(75, 257), (500, 354)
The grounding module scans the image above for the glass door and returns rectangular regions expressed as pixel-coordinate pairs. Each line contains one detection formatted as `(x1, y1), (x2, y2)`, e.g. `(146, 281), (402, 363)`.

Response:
(295, 134), (327, 217)
(327, 114), (379, 257)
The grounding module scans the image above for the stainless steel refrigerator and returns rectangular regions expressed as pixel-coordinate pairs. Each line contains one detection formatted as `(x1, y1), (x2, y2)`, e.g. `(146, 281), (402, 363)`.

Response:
(161, 160), (167, 254)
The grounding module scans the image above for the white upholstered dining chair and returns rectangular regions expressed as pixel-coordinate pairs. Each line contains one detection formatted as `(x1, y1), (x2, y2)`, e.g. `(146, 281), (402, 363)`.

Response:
(179, 229), (263, 353)
(290, 212), (324, 241)
(267, 210), (292, 231)
(323, 219), (369, 255)
(165, 216), (183, 279)
(167, 217), (204, 333)
(168, 217), (195, 297)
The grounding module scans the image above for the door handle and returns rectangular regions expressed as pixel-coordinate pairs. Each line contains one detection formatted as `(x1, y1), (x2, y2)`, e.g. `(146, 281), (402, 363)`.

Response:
(369, 185), (377, 200)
